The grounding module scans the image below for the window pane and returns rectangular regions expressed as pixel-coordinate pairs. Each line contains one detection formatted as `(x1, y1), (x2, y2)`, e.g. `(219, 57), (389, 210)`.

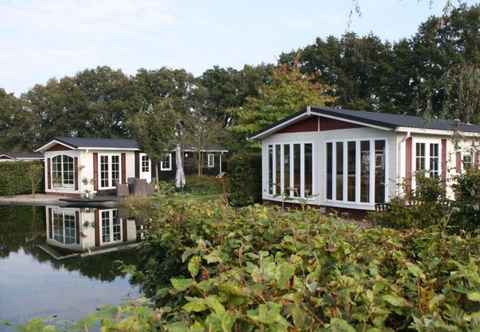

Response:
(275, 145), (281, 194)
(429, 144), (439, 178)
(283, 145), (290, 196)
(63, 155), (74, 185)
(101, 211), (110, 243)
(463, 154), (472, 170)
(416, 143), (426, 172)
(100, 156), (109, 188)
(304, 144), (313, 197)
(161, 153), (171, 170)
(52, 156), (62, 186)
(347, 142), (356, 202)
(360, 141), (370, 203)
(112, 210), (121, 241)
(112, 155), (120, 185)
(293, 144), (301, 197)
(142, 155), (149, 172)
(336, 142), (344, 201)
(326, 143), (333, 200)
(268, 145), (273, 195)
(53, 212), (64, 243)
(375, 140), (386, 204)
(64, 214), (76, 244)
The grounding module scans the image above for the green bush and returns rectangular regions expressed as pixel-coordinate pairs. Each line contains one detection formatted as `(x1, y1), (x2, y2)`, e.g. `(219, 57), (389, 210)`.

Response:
(0, 161), (44, 196)
(227, 152), (261, 206)
(184, 175), (223, 195)
(452, 169), (480, 231)
(372, 175), (448, 229)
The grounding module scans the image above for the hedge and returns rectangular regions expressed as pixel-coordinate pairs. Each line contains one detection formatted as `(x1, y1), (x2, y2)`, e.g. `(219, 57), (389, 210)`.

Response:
(227, 152), (261, 206)
(0, 161), (44, 196)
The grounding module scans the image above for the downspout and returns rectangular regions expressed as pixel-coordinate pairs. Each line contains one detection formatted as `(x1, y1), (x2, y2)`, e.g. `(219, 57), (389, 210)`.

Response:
(399, 131), (411, 197)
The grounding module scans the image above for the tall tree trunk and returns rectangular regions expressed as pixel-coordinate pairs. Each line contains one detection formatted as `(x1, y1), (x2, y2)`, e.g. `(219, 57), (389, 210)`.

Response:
(175, 144), (186, 189)
(197, 150), (202, 176)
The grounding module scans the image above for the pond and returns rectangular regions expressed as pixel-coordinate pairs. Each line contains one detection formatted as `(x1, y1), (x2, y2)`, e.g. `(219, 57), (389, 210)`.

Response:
(0, 205), (144, 330)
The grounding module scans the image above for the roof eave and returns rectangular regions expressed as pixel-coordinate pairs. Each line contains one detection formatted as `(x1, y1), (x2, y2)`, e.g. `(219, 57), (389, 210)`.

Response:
(396, 127), (480, 137)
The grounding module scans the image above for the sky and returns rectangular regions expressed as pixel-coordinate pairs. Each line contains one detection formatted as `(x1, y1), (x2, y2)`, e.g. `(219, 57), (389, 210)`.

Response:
(0, 0), (476, 95)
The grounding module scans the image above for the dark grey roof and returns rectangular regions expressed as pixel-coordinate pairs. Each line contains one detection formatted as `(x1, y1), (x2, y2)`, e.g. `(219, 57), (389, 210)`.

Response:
(55, 137), (140, 149)
(181, 145), (229, 152)
(311, 107), (480, 133)
(0, 151), (42, 159)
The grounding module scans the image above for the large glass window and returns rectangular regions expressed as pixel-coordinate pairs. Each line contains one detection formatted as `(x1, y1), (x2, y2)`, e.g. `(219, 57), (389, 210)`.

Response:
(416, 143), (426, 173)
(268, 145), (273, 195)
(463, 154), (472, 171)
(283, 145), (290, 195)
(326, 143), (333, 200)
(112, 155), (120, 185)
(429, 143), (439, 178)
(52, 155), (74, 187)
(375, 140), (386, 203)
(112, 210), (121, 241)
(275, 145), (281, 195)
(64, 214), (76, 244)
(293, 144), (301, 197)
(100, 156), (109, 188)
(53, 213), (64, 243)
(360, 141), (370, 203)
(347, 142), (356, 202)
(160, 153), (172, 171)
(304, 144), (313, 197)
(336, 142), (344, 201)
(101, 211), (111, 243)
(141, 155), (150, 172)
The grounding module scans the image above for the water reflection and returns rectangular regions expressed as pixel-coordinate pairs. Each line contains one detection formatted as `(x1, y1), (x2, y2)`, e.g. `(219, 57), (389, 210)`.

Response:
(0, 205), (142, 328)
(44, 206), (144, 258)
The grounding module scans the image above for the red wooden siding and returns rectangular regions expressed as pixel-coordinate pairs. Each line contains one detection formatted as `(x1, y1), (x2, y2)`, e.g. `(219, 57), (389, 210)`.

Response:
(475, 151), (480, 169)
(95, 209), (100, 247)
(74, 157), (79, 191)
(75, 211), (80, 244)
(47, 158), (51, 189)
(46, 143), (73, 152)
(456, 152), (462, 173)
(278, 116), (362, 134)
(121, 153), (126, 184)
(135, 152), (140, 178)
(319, 117), (362, 131)
(279, 117), (318, 133)
(441, 139), (447, 184)
(405, 137), (413, 194)
(48, 208), (53, 239)
(93, 153), (98, 191)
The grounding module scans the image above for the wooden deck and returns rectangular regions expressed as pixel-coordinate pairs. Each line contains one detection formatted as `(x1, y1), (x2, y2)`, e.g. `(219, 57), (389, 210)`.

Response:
(0, 194), (118, 207)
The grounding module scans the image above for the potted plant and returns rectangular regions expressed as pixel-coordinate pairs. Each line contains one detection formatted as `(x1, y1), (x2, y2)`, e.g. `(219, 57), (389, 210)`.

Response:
(81, 178), (95, 199)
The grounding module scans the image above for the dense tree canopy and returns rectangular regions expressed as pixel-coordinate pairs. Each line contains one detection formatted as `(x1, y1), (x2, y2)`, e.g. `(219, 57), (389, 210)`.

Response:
(1, 4), (480, 153)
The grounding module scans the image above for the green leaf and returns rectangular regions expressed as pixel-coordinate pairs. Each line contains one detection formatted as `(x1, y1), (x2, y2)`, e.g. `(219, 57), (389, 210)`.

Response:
(467, 291), (480, 302)
(330, 318), (356, 332)
(406, 262), (424, 279)
(165, 322), (190, 332)
(383, 294), (411, 307)
(171, 278), (194, 291)
(188, 256), (201, 278)
(183, 297), (208, 313)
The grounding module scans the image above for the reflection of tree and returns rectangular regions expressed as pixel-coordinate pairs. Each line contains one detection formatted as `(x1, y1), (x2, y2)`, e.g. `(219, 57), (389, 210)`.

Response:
(0, 206), (45, 258)
(26, 247), (140, 282)
(0, 206), (140, 282)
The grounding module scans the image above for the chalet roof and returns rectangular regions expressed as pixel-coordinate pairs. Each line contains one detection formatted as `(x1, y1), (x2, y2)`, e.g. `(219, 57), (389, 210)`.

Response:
(0, 151), (43, 159)
(249, 106), (480, 140)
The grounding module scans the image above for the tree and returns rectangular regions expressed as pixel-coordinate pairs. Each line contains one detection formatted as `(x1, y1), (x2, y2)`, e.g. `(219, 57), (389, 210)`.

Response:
(228, 65), (335, 145)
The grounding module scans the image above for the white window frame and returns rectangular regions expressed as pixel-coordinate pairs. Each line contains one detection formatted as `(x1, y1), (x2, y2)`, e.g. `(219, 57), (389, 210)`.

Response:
(207, 153), (215, 168)
(160, 153), (173, 171)
(266, 141), (315, 200)
(51, 209), (77, 245)
(412, 138), (442, 188)
(325, 137), (389, 207)
(98, 153), (122, 190)
(51, 154), (75, 189)
(100, 209), (122, 245)
(141, 154), (150, 173)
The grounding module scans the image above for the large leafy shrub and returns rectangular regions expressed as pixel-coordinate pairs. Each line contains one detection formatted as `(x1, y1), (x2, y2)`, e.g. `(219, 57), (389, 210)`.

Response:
(373, 175), (448, 229)
(0, 161), (44, 196)
(452, 169), (480, 231)
(227, 152), (261, 206)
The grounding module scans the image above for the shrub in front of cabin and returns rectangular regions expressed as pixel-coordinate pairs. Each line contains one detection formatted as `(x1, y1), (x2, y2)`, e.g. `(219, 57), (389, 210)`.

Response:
(227, 152), (261, 206)
(0, 161), (44, 196)
(451, 169), (480, 231)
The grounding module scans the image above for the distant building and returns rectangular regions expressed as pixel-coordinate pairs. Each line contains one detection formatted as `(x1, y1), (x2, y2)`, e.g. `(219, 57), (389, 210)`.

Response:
(0, 151), (43, 162)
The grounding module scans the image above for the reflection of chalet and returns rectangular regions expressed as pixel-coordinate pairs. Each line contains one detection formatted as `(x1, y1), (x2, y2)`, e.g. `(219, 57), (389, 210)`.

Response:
(45, 206), (140, 252)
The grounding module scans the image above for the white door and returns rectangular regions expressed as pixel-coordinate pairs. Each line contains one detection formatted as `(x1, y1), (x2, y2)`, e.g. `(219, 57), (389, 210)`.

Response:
(139, 153), (152, 183)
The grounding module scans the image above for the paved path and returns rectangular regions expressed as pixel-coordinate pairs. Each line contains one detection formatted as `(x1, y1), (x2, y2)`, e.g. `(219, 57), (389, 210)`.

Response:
(0, 194), (64, 206)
